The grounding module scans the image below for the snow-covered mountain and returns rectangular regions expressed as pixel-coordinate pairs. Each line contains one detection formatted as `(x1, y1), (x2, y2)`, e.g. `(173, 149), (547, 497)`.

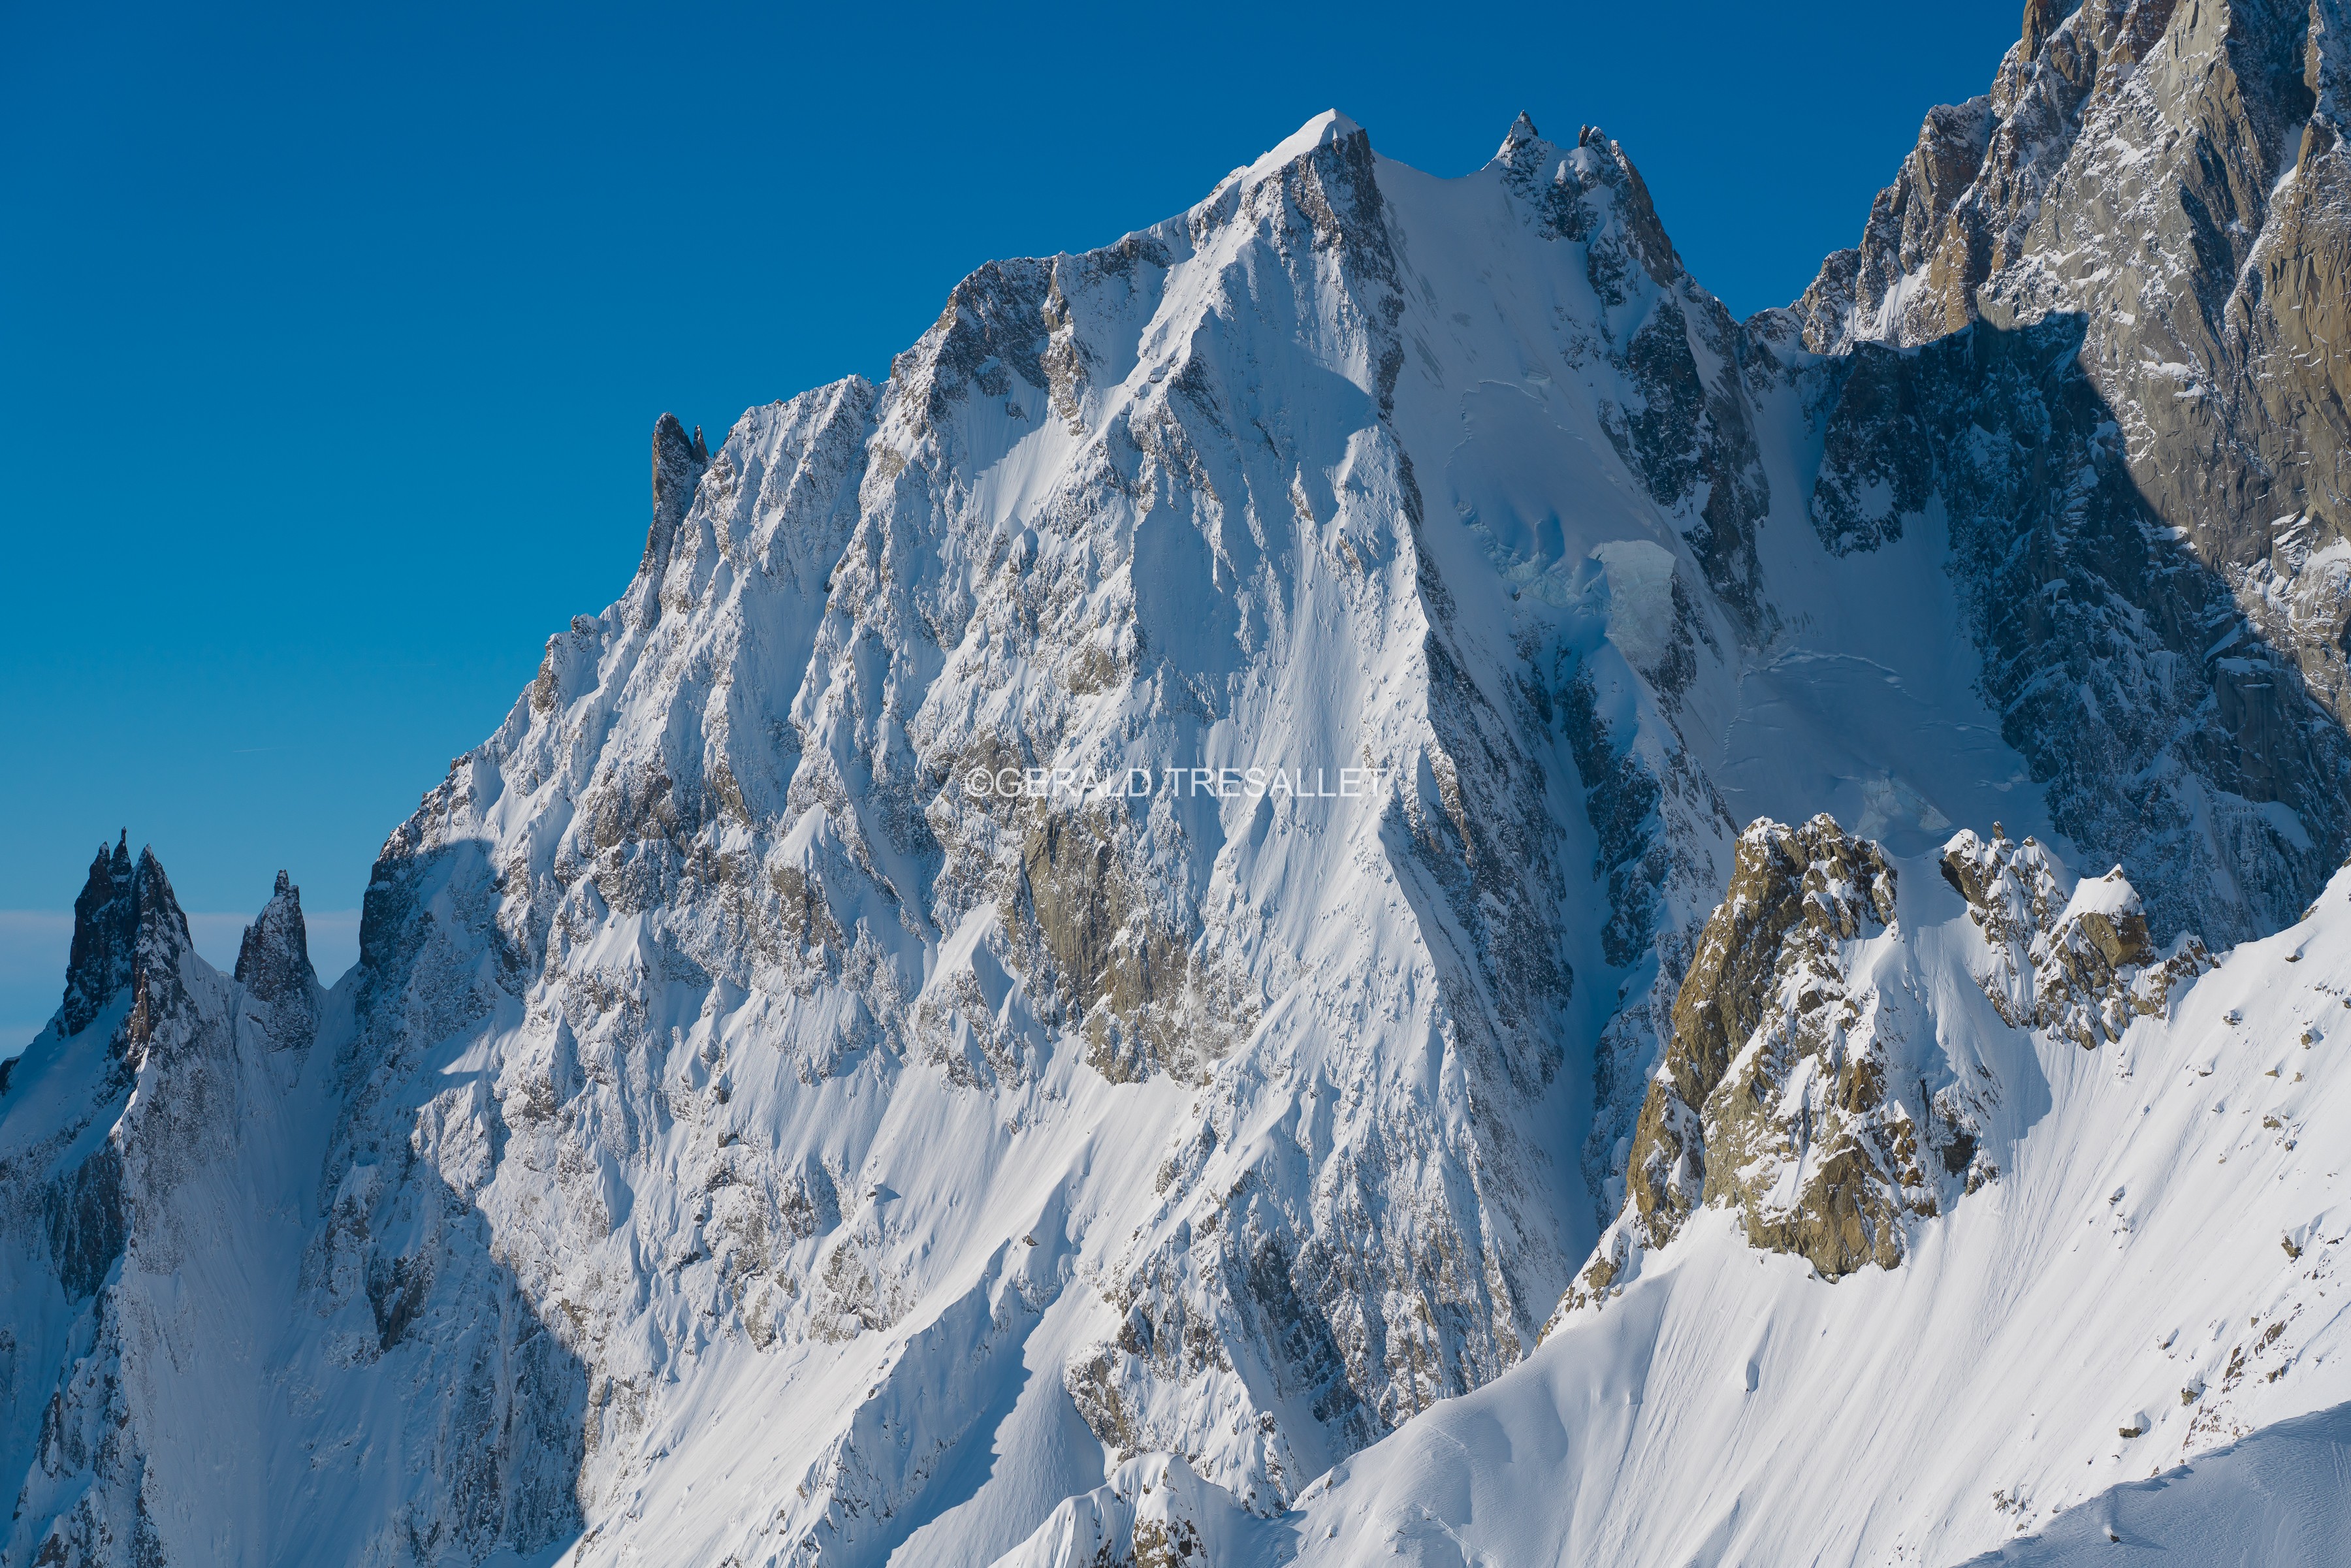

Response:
(6, 3), (2350, 1563)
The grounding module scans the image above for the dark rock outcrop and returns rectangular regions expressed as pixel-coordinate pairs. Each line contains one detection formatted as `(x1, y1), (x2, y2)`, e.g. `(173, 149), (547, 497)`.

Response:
(1940, 825), (2213, 1049)
(641, 410), (712, 592)
(235, 870), (319, 1048)
(1617, 817), (1936, 1279)
(1560, 816), (1997, 1311)
(57, 833), (140, 1038)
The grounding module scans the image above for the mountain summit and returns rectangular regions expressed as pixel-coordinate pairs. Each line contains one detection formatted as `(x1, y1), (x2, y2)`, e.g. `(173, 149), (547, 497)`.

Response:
(5, 11), (2350, 1562)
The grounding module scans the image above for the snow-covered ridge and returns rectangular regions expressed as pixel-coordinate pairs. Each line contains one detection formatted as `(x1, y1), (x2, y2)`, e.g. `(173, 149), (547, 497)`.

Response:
(3, 54), (2349, 1568)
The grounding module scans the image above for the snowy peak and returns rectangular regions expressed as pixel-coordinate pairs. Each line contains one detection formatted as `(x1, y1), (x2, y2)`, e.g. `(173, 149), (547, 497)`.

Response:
(1243, 108), (1365, 181)
(1482, 112), (1684, 287)
(9, 77), (2351, 1568)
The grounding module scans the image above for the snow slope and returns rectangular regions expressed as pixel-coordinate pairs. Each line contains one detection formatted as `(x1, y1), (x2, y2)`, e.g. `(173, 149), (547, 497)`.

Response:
(1955, 1401), (2351, 1566)
(1257, 851), (2351, 1567)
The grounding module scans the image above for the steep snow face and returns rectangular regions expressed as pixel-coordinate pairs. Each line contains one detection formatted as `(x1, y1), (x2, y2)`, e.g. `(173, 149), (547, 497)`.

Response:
(4, 99), (2348, 1568)
(1261, 845), (2351, 1568)
(340, 117), (1734, 1564)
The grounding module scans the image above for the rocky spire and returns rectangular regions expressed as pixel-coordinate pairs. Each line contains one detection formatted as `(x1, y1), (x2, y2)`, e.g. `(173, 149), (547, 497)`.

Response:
(51, 833), (194, 1051)
(119, 847), (193, 1059)
(1573, 125), (1683, 285)
(235, 871), (319, 1048)
(642, 411), (712, 584)
(56, 832), (192, 1039)
(2019, 0), (2065, 58)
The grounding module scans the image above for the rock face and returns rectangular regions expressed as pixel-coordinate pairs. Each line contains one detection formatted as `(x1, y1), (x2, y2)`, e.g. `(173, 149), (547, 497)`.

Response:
(1561, 814), (2223, 1317)
(1565, 817), (1989, 1304)
(1795, 313), (2350, 948)
(1797, 0), (2342, 538)
(1939, 824), (2213, 1049)
(1637, 818), (1919, 1276)
(1789, 0), (2351, 945)
(1561, 803), (2237, 1310)
(4, 76), (2351, 1567)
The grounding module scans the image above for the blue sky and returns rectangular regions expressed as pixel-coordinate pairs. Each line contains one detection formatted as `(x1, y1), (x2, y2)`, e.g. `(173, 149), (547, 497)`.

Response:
(0, 0), (2021, 1034)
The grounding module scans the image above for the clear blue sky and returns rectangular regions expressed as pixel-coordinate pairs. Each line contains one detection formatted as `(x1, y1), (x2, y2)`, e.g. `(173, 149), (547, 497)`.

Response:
(0, 0), (2021, 1031)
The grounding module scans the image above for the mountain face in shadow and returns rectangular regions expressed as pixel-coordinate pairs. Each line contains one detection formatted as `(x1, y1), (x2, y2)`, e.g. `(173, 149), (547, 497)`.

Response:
(0, 843), (586, 1566)
(1798, 0), (2351, 730)
(1803, 311), (2349, 947)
